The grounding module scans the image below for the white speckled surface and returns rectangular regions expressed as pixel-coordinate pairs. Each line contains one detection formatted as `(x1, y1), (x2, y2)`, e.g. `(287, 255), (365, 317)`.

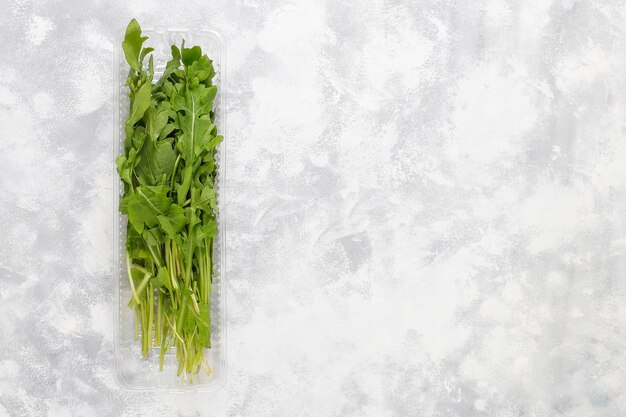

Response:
(2, 1), (626, 416)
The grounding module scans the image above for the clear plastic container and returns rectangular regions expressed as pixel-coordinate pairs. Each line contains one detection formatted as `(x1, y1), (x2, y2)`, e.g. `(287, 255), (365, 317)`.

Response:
(112, 27), (226, 392)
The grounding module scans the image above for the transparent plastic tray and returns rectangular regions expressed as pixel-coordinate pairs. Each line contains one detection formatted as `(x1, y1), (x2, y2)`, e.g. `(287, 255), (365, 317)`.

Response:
(113, 27), (226, 392)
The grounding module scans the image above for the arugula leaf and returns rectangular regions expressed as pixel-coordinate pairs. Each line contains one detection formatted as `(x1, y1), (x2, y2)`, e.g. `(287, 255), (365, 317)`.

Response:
(122, 19), (149, 72)
(195, 217), (218, 241)
(157, 203), (187, 243)
(126, 185), (172, 233)
(146, 102), (171, 139)
(192, 186), (217, 213)
(126, 226), (150, 260)
(143, 226), (165, 246)
(158, 123), (177, 140)
(175, 165), (193, 206)
(139, 47), (154, 64)
(181, 45), (202, 66)
(158, 45), (182, 87)
(115, 146), (138, 185)
(188, 55), (215, 85)
(134, 138), (176, 186)
(127, 81), (152, 126)
(130, 126), (146, 151)
(170, 70), (217, 163)
(154, 266), (171, 290)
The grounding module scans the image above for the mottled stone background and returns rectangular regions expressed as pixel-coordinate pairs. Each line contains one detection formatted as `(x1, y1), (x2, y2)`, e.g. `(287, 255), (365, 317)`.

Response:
(2, 0), (626, 416)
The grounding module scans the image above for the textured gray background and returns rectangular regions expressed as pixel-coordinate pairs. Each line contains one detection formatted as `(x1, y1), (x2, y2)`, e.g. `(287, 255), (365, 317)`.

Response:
(1, 0), (626, 416)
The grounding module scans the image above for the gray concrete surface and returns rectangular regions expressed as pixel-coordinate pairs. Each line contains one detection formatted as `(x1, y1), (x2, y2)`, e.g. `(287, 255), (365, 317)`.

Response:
(1, 0), (626, 416)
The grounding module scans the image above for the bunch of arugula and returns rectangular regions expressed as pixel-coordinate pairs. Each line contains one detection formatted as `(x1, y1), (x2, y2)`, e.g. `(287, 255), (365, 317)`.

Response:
(116, 19), (222, 380)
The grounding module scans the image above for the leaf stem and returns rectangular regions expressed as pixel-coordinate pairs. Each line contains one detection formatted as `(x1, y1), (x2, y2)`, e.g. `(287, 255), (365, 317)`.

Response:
(126, 252), (141, 305)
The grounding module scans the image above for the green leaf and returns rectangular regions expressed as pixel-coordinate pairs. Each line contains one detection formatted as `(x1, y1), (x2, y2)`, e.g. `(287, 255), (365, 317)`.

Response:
(170, 45), (182, 66)
(182, 309), (195, 333)
(116, 147), (139, 185)
(188, 207), (202, 228)
(131, 126), (146, 151)
(175, 165), (193, 206)
(148, 54), (154, 79)
(116, 155), (128, 181)
(154, 266), (171, 290)
(192, 118), (214, 158)
(204, 134), (222, 152)
(135, 138), (176, 186)
(122, 19), (148, 72)
(119, 192), (132, 214)
(126, 226), (150, 260)
(169, 84), (189, 113)
(143, 226), (165, 246)
(195, 217), (217, 241)
(188, 55), (215, 85)
(146, 102), (171, 139)
(139, 47), (154, 64)
(124, 124), (135, 150)
(127, 81), (151, 126)
(158, 123), (176, 140)
(157, 45), (182, 87)
(182, 45), (202, 66)
(157, 203), (187, 243)
(126, 185), (172, 233)
(192, 186), (217, 213)
(195, 302), (211, 347)
(172, 83), (217, 162)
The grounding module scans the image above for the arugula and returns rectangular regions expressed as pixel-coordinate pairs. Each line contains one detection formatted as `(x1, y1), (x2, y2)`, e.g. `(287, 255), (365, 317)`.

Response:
(117, 19), (221, 380)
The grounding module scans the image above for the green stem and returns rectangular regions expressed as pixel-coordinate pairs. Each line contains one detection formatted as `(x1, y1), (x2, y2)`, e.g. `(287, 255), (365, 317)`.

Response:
(170, 154), (181, 186)
(169, 240), (179, 292)
(165, 314), (188, 376)
(141, 297), (148, 357)
(207, 238), (212, 301)
(126, 252), (141, 305)
(128, 272), (152, 308)
(197, 247), (205, 303)
(155, 290), (161, 344)
(131, 263), (150, 275)
(147, 244), (163, 268)
(190, 293), (200, 315)
(134, 306), (139, 340)
(185, 231), (193, 285)
(147, 283), (154, 352)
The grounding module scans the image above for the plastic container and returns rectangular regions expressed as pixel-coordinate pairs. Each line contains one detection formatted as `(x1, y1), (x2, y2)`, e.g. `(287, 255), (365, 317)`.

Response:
(112, 27), (226, 392)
